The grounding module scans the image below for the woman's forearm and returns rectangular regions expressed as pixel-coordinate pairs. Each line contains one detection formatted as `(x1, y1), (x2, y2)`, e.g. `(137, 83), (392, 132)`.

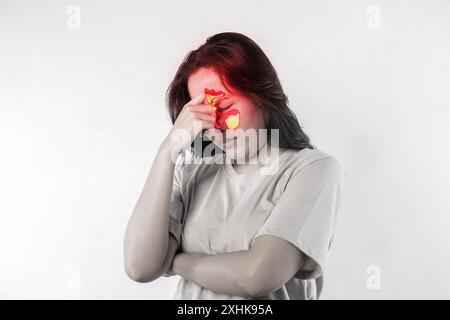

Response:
(172, 251), (254, 297)
(123, 139), (180, 282)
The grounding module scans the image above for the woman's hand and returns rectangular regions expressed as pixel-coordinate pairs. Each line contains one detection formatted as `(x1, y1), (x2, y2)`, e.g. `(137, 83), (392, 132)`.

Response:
(162, 91), (215, 156)
(164, 253), (178, 277)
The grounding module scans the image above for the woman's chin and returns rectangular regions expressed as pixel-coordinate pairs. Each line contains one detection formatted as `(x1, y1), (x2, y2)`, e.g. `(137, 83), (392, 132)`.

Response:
(224, 143), (248, 162)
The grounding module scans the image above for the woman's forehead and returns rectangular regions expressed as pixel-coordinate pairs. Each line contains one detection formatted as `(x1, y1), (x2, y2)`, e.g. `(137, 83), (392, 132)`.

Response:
(188, 67), (231, 99)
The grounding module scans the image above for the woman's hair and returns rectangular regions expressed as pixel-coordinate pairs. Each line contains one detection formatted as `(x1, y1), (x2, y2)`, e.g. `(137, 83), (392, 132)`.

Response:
(165, 32), (316, 156)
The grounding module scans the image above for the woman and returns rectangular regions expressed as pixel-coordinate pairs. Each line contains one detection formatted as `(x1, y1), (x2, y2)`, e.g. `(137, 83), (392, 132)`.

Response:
(123, 32), (345, 299)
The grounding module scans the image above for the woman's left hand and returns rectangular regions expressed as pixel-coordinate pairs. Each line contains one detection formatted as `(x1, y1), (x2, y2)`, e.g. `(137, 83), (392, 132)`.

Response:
(164, 253), (178, 277)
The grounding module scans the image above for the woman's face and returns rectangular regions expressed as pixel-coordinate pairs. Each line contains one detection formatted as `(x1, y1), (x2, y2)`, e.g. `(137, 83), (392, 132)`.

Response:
(187, 67), (266, 161)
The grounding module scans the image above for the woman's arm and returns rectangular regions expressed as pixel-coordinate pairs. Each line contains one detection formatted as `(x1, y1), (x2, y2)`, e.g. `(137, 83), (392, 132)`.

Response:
(123, 91), (215, 283)
(170, 234), (305, 297)
(170, 156), (343, 295)
(123, 141), (179, 282)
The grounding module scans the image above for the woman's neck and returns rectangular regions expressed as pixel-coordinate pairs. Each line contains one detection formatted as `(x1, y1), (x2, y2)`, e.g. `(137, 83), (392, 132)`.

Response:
(231, 145), (286, 175)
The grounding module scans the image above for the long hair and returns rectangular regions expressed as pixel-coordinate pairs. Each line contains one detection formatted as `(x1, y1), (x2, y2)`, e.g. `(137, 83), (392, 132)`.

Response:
(165, 32), (316, 156)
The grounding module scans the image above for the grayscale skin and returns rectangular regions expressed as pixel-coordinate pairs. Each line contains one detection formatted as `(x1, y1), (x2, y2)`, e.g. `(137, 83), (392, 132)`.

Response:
(123, 67), (305, 298)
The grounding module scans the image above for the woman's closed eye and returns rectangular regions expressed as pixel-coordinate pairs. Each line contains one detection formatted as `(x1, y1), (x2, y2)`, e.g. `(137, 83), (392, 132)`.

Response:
(217, 104), (233, 110)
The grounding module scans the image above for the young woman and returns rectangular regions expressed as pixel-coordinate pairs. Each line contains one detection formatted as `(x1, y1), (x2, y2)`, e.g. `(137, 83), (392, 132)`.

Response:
(123, 32), (345, 300)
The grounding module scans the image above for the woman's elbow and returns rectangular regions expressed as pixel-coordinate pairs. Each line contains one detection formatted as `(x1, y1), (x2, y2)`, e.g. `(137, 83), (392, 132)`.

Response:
(123, 241), (167, 283)
(124, 258), (164, 283)
(243, 264), (280, 298)
(244, 280), (273, 298)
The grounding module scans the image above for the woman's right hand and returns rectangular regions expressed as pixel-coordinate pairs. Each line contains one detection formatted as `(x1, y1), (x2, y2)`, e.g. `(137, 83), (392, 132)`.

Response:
(162, 91), (216, 155)
(127, 94), (212, 282)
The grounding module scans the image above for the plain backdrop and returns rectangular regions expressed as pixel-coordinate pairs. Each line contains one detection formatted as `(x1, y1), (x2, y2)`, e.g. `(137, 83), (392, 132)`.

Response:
(1, 0), (449, 299)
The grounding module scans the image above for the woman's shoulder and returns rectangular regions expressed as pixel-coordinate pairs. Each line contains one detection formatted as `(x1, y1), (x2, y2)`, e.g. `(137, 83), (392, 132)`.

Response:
(281, 147), (345, 176)
(173, 150), (222, 186)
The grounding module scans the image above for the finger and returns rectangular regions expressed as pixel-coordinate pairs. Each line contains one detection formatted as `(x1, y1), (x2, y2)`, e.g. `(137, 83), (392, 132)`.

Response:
(188, 91), (206, 106)
(202, 120), (215, 129)
(190, 104), (216, 113)
(193, 111), (215, 122)
(210, 95), (227, 106)
(193, 120), (215, 133)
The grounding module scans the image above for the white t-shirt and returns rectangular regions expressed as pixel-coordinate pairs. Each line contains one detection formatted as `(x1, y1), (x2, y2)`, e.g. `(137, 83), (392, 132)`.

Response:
(166, 147), (345, 299)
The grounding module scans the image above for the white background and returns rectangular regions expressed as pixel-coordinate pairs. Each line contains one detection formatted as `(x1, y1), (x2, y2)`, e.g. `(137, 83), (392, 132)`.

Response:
(1, 0), (449, 299)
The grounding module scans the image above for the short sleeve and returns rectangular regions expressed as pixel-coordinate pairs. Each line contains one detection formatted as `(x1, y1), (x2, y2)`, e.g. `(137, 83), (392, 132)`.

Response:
(168, 153), (185, 247)
(162, 153), (187, 278)
(252, 156), (345, 280)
